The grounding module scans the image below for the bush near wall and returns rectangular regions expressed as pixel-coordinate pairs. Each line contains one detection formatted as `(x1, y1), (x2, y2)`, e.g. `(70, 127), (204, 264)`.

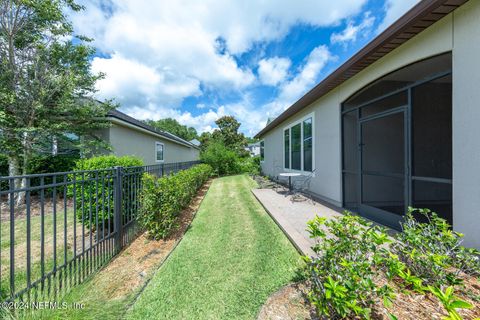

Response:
(138, 164), (212, 239)
(305, 209), (480, 320)
(73, 155), (143, 171)
(237, 156), (260, 175)
(70, 155), (144, 229)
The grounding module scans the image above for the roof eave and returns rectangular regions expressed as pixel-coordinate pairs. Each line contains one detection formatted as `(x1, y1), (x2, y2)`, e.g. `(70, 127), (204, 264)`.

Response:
(254, 0), (467, 138)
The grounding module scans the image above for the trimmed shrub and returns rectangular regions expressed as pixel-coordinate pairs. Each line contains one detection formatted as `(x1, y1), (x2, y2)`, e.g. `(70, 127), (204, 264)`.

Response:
(70, 155), (143, 229)
(73, 155), (143, 171)
(138, 164), (212, 239)
(306, 213), (394, 319)
(200, 142), (240, 176)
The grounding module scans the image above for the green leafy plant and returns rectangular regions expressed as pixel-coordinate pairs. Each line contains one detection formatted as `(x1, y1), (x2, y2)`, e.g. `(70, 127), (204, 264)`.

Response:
(200, 141), (240, 176)
(69, 155), (144, 229)
(237, 156), (260, 175)
(397, 268), (426, 292)
(392, 208), (480, 286)
(428, 285), (473, 320)
(138, 164), (212, 239)
(305, 212), (394, 319)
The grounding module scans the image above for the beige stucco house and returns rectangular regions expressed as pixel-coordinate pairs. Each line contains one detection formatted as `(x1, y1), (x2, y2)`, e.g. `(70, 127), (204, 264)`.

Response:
(99, 109), (200, 165)
(255, 0), (480, 248)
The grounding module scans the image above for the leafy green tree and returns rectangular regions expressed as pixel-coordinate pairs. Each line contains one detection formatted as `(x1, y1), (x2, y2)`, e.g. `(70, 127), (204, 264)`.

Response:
(246, 137), (259, 144)
(211, 116), (248, 156)
(198, 131), (213, 150)
(145, 118), (198, 141)
(0, 0), (114, 204)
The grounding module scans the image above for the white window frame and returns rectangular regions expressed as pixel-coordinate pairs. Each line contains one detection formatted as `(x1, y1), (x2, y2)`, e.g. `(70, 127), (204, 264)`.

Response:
(282, 112), (315, 173)
(260, 140), (265, 162)
(155, 142), (164, 163)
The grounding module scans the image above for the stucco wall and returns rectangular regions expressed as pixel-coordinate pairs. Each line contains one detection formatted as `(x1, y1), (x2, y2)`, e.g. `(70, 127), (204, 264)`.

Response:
(107, 124), (200, 165)
(261, 11), (454, 207)
(260, 2), (480, 248)
(452, 0), (480, 249)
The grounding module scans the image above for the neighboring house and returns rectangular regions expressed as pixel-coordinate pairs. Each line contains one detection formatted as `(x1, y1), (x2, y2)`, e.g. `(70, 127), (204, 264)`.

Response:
(100, 110), (200, 165)
(246, 142), (261, 157)
(255, 0), (480, 249)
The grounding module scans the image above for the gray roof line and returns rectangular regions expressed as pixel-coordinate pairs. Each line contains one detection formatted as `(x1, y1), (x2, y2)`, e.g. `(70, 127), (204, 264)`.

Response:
(107, 109), (200, 149)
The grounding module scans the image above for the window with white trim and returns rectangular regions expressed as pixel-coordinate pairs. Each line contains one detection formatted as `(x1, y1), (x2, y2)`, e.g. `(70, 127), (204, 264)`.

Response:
(155, 142), (164, 162)
(284, 114), (314, 172)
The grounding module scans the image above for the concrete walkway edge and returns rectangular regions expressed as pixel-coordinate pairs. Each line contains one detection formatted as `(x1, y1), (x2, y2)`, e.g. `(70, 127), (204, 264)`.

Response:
(251, 190), (316, 256)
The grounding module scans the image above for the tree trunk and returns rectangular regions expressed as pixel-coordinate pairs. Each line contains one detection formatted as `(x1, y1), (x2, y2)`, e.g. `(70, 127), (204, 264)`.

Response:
(16, 134), (32, 206)
(7, 155), (23, 205)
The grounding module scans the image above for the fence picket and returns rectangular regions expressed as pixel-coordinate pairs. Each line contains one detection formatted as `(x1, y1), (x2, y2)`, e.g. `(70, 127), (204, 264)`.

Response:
(0, 160), (200, 302)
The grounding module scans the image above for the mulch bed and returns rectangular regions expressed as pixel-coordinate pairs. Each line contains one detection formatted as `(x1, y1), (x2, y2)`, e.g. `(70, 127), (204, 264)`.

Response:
(258, 273), (480, 320)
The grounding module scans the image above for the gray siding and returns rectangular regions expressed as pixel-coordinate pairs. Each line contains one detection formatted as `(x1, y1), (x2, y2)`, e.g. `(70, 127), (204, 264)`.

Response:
(260, 2), (480, 248)
(105, 123), (199, 165)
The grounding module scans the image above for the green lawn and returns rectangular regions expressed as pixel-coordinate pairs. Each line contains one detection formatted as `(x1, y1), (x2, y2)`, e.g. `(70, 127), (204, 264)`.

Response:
(0, 208), (80, 300)
(127, 175), (300, 320)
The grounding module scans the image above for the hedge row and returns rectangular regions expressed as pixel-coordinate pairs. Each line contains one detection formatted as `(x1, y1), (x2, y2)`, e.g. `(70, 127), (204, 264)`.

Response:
(69, 155), (144, 229)
(139, 164), (213, 239)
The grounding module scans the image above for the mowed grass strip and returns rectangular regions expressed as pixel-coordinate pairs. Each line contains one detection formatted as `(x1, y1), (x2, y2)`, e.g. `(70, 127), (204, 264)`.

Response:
(127, 175), (300, 320)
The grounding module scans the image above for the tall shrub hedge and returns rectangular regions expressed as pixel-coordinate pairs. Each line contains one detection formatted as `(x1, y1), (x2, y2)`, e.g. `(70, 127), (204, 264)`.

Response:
(200, 141), (260, 176)
(70, 155), (143, 229)
(139, 164), (212, 239)
(200, 142), (239, 176)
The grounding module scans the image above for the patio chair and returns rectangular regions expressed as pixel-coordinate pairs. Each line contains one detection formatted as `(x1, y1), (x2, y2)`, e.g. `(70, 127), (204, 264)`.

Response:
(290, 169), (317, 203)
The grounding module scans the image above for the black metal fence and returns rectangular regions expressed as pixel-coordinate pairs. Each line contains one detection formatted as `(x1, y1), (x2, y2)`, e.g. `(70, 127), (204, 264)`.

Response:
(0, 160), (200, 302)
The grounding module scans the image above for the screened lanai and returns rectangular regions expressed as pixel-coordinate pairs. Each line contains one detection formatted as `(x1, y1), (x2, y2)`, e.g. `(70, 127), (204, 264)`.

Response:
(342, 52), (452, 228)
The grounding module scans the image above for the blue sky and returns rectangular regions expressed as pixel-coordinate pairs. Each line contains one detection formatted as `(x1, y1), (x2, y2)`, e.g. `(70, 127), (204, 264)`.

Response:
(70, 0), (419, 137)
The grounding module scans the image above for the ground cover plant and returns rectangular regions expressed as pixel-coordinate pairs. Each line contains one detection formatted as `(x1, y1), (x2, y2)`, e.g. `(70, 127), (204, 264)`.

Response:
(127, 175), (300, 320)
(305, 209), (480, 320)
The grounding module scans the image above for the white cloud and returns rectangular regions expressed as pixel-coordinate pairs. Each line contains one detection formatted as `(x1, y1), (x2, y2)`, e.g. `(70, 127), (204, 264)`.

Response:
(69, 0), (368, 135)
(258, 57), (291, 86)
(254, 45), (334, 126)
(278, 45), (333, 105)
(377, 0), (420, 33)
(331, 12), (375, 44)
(92, 54), (201, 108)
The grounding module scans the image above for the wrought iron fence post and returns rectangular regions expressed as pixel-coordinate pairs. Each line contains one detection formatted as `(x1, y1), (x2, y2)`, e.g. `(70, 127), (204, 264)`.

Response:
(114, 166), (123, 253)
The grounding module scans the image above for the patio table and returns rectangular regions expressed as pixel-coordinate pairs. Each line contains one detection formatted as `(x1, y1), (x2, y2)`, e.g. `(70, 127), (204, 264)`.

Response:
(279, 172), (302, 192)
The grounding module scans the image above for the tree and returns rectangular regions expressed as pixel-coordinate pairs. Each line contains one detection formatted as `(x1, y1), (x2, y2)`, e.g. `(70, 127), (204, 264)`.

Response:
(198, 131), (212, 150)
(0, 0), (114, 204)
(211, 116), (248, 156)
(246, 137), (259, 144)
(145, 118), (198, 141)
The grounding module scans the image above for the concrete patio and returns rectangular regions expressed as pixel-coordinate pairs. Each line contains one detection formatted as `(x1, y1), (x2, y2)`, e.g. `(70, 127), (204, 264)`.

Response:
(251, 188), (343, 256)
